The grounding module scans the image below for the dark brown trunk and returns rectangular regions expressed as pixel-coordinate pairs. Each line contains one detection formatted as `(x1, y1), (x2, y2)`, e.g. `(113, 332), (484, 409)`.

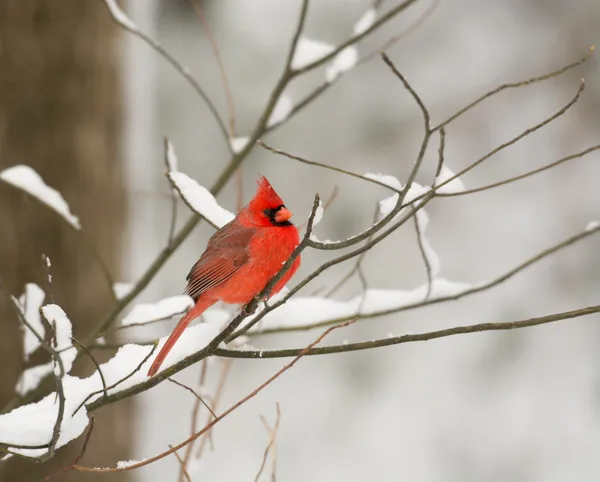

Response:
(0, 1), (133, 480)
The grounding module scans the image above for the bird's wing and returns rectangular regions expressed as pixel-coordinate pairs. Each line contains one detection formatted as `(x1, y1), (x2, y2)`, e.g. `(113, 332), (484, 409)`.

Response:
(184, 223), (256, 301)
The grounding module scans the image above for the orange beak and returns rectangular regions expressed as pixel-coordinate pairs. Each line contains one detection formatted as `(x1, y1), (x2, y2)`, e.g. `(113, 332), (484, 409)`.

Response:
(274, 207), (293, 223)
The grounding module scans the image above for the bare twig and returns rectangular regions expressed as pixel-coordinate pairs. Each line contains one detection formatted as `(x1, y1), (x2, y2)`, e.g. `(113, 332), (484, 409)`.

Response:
(433, 45), (595, 130)
(254, 403), (282, 482)
(217, 305), (600, 359)
(169, 445), (192, 482)
(72, 343), (158, 416)
(259, 141), (401, 193)
(189, 0), (236, 136)
(412, 214), (433, 301)
(408, 80), (586, 207)
(195, 359), (233, 458)
(73, 321), (355, 473)
(168, 378), (217, 419)
(436, 144), (600, 197)
(434, 127), (446, 179)
(102, 0), (230, 144)
(325, 204), (380, 298)
(178, 362), (209, 482)
(163, 137), (178, 245)
(293, 0), (421, 74)
(71, 337), (108, 398)
(43, 416), (95, 482)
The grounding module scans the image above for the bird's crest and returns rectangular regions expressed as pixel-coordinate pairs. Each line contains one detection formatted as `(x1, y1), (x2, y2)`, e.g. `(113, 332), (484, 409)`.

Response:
(254, 175), (285, 208)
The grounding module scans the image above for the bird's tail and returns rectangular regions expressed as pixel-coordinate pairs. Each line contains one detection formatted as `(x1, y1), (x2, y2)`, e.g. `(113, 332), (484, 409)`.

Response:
(147, 297), (216, 376)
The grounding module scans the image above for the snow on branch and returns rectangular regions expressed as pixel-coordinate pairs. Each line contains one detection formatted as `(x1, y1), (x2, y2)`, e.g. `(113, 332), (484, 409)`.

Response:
(292, 38), (335, 70)
(434, 165), (466, 194)
(353, 8), (377, 35)
(267, 94), (294, 128)
(0, 165), (80, 229)
(104, 0), (139, 32)
(167, 172), (235, 229)
(0, 320), (224, 457)
(325, 47), (359, 83)
(16, 283), (46, 361)
(14, 304), (77, 396)
(242, 279), (470, 333)
(122, 295), (194, 326)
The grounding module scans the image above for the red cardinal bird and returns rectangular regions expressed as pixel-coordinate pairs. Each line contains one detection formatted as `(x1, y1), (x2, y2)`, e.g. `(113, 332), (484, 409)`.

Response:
(147, 176), (300, 376)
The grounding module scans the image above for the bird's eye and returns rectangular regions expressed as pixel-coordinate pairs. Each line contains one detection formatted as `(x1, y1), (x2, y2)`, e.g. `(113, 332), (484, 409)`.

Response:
(263, 208), (274, 217)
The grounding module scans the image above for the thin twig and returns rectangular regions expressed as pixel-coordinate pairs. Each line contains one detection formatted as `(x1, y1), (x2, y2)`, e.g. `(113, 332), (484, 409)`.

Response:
(73, 343), (158, 416)
(71, 337), (108, 398)
(217, 305), (600, 359)
(433, 46), (595, 130)
(179, 362), (209, 482)
(434, 127), (446, 178)
(169, 445), (192, 482)
(195, 359), (233, 458)
(325, 204), (380, 298)
(189, 0), (236, 136)
(381, 52), (430, 131)
(259, 141), (401, 193)
(168, 378), (217, 419)
(293, 0), (421, 74)
(412, 214), (433, 301)
(297, 185), (338, 231)
(102, 0), (230, 144)
(164, 137), (178, 245)
(409, 80), (587, 207)
(254, 403), (282, 482)
(43, 416), (95, 482)
(73, 321), (355, 473)
(436, 144), (600, 197)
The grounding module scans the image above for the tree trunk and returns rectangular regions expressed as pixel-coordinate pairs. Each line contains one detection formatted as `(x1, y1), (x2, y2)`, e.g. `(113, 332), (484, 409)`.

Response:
(0, 1), (133, 480)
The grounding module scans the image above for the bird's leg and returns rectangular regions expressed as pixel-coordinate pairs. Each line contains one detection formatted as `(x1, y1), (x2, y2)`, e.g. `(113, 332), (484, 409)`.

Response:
(240, 303), (257, 317)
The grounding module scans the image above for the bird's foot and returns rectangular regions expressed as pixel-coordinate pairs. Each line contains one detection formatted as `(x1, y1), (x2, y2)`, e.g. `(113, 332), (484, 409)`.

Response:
(240, 304), (257, 317)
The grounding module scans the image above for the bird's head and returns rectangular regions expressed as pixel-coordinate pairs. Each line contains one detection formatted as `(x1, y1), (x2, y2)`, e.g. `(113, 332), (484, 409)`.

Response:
(247, 176), (294, 227)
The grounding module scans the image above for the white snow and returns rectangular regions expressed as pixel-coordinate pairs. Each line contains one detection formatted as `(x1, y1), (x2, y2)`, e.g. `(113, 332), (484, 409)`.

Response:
(434, 165), (466, 193)
(230, 136), (250, 154)
(325, 47), (359, 83)
(239, 278), (471, 332)
(16, 284), (46, 361)
(364, 172), (403, 190)
(312, 199), (324, 227)
(113, 282), (134, 300)
(117, 459), (142, 468)
(292, 38), (335, 70)
(165, 139), (179, 172)
(585, 220), (599, 232)
(353, 8), (377, 35)
(0, 320), (224, 457)
(104, 0), (139, 32)
(267, 94), (293, 128)
(16, 304), (77, 395)
(167, 172), (235, 228)
(122, 295), (194, 326)
(0, 165), (81, 229)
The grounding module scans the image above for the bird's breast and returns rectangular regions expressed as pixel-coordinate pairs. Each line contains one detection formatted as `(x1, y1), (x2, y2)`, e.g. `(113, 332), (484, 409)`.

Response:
(212, 226), (300, 305)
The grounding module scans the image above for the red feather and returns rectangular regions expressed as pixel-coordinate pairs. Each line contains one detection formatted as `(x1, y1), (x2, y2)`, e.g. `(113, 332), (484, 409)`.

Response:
(147, 176), (300, 376)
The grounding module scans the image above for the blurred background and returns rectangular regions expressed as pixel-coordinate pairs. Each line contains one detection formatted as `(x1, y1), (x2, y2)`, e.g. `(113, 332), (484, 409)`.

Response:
(1, 0), (599, 481)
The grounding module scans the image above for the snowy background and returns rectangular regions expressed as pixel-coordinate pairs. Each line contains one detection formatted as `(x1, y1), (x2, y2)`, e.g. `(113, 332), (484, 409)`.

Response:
(13, 0), (597, 480)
